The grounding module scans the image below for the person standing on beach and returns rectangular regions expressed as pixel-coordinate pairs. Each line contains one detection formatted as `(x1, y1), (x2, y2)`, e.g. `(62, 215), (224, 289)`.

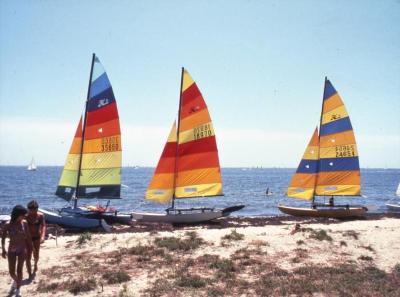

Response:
(25, 200), (46, 278)
(1, 205), (32, 297)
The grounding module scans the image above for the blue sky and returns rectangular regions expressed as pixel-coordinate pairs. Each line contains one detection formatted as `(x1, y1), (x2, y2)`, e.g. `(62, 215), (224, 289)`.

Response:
(0, 0), (399, 168)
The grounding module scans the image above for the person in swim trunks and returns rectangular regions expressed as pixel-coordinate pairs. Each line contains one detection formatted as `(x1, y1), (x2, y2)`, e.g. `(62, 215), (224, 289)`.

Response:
(26, 200), (46, 278)
(1, 205), (32, 297)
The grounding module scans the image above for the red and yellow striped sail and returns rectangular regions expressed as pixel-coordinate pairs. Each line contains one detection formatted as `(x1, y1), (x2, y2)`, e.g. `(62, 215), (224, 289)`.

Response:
(145, 68), (223, 203)
(56, 55), (122, 200)
(287, 128), (319, 200)
(145, 122), (177, 203)
(316, 79), (360, 196)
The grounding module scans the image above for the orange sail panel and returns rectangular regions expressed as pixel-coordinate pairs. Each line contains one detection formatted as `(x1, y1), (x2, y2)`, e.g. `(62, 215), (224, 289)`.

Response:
(175, 69), (223, 198)
(316, 79), (360, 196)
(145, 122), (177, 203)
(287, 128), (319, 200)
(55, 55), (122, 200)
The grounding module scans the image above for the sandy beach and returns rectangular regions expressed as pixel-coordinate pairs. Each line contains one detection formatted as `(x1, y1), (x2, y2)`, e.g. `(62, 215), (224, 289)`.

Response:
(1, 216), (399, 297)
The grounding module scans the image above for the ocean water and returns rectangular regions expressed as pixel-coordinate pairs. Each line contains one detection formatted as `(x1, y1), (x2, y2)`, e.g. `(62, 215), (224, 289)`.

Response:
(0, 167), (398, 216)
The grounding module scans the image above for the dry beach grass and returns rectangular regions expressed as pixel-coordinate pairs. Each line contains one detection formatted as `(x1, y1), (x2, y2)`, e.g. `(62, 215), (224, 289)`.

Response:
(0, 216), (399, 296)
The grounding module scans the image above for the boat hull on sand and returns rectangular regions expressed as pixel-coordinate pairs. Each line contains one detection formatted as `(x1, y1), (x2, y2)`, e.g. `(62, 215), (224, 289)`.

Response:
(386, 203), (400, 211)
(132, 205), (245, 224)
(40, 208), (110, 231)
(278, 204), (367, 219)
(61, 207), (132, 225)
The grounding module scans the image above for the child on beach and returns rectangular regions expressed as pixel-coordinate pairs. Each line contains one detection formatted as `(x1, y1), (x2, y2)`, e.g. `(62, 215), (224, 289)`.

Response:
(1, 205), (32, 297)
(25, 200), (46, 278)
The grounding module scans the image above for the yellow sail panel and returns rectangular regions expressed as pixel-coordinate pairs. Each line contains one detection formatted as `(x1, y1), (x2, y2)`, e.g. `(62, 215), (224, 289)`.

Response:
(55, 117), (82, 198)
(79, 168), (121, 186)
(81, 151), (122, 169)
(175, 69), (223, 198)
(316, 79), (361, 196)
(287, 128), (319, 200)
(175, 183), (222, 198)
(145, 122), (177, 203)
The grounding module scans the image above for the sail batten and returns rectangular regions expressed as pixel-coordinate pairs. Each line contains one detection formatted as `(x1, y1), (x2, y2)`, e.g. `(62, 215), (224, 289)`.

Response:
(55, 55), (121, 200)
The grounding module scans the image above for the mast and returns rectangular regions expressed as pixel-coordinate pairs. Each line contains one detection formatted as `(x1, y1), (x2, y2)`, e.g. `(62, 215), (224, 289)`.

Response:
(312, 76), (327, 207)
(75, 53), (96, 208)
(171, 67), (185, 209)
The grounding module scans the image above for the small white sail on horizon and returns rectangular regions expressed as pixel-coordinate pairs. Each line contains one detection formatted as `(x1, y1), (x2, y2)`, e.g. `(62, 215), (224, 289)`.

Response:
(396, 182), (400, 197)
(27, 157), (37, 171)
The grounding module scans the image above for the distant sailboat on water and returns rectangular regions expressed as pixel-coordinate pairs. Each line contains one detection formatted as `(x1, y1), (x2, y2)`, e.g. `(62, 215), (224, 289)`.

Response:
(27, 158), (37, 171)
(132, 68), (244, 223)
(279, 77), (367, 219)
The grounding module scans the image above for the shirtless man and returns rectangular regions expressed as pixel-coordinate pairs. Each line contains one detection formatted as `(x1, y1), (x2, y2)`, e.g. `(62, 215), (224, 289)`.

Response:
(25, 200), (46, 278)
(1, 205), (32, 297)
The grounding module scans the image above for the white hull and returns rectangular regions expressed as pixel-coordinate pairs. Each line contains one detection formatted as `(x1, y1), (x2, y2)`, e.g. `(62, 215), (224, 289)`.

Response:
(40, 208), (110, 230)
(386, 203), (400, 211)
(132, 210), (223, 224)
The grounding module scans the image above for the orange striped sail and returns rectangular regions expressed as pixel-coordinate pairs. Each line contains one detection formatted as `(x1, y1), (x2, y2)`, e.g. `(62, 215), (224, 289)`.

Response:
(287, 128), (319, 200)
(56, 54), (122, 200)
(145, 68), (223, 204)
(316, 78), (360, 196)
(145, 122), (177, 203)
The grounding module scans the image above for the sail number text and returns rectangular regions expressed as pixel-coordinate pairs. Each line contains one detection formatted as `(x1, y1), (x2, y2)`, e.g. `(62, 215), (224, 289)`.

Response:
(193, 124), (213, 140)
(101, 136), (120, 152)
(335, 145), (355, 157)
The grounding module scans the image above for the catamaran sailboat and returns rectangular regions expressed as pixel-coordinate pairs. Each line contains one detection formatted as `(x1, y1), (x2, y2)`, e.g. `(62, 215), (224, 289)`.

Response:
(41, 54), (130, 229)
(279, 78), (367, 219)
(132, 68), (244, 223)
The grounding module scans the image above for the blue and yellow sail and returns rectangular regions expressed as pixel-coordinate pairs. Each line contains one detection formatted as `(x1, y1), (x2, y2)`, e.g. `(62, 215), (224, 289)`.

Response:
(287, 78), (361, 201)
(288, 128), (319, 200)
(56, 55), (122, 200)
(316, 79), (360, 196)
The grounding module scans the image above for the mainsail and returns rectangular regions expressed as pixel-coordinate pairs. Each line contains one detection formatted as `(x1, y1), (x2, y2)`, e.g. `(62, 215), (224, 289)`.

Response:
(316, 79), (360, 196)
(145, 68), (223, 204)
(56, 55), (122, 200)
(287, 78), (361, 202)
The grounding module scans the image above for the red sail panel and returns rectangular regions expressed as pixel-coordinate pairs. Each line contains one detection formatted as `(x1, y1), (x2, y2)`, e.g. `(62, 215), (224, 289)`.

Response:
(145, 122), (177, 203)
(287, 128), (319, 200)
(175, 69), (223, 198)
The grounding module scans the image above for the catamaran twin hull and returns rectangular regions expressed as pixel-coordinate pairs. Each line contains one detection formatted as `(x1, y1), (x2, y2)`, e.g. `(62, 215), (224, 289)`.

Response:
(386, 203), (400, 211)
(132, 205), (245, 224)
(278, 205), (367, 219)
(40, 208), (110, 230)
